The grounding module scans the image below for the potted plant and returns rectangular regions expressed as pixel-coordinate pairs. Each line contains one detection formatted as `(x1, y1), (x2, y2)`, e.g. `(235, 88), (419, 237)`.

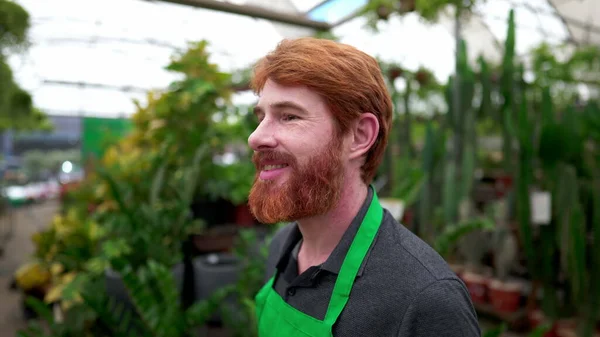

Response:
(95, 142), (208, 299)
(487, 198), (523, 314)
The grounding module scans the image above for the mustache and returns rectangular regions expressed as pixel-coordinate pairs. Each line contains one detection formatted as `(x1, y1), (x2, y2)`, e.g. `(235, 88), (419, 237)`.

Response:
(252, 150), (297, 168)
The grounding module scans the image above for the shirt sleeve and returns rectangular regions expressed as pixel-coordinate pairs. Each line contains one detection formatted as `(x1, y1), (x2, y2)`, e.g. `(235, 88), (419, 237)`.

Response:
(396, 279), (481, 337)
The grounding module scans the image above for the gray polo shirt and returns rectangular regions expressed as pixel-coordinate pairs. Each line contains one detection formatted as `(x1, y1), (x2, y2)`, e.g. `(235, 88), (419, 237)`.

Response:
(264, 188), (481, 336)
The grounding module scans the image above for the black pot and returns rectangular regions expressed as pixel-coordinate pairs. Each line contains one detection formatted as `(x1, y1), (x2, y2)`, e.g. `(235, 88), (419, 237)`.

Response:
(104, 254), (243, 325)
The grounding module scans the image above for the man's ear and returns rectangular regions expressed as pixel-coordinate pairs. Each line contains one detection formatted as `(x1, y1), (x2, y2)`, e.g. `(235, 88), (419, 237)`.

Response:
(348, 113), (379, 160)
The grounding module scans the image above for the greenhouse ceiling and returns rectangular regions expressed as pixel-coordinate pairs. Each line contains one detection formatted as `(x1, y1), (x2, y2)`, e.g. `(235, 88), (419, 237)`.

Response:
(8, 0), (600, 118)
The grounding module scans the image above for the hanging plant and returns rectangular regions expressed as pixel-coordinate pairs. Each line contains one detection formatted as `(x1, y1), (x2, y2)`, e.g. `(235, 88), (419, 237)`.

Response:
(415, 69), (430, 86)
(388, 66), (404, 81)
(362, 0), (487, 30)
(399, 0), (416, 14)
(376, 4), (393, 20)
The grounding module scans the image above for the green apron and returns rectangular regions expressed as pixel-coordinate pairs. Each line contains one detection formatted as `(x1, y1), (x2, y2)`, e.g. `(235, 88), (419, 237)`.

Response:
(254, 190), (384, 337)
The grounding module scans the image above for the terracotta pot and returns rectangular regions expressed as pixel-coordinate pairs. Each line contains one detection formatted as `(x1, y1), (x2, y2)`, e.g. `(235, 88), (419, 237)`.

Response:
(528, 309), (546, 329)
(556, 327), (577, 337)
(554, 320), (578, 337)
(528, 309), (557, 337)
(462, 271), (488, 305)
(235, 204), (255, 227)
(401, 208), (414, 228)
(192, 232), (237, 253)
(488, 279), (522, 313)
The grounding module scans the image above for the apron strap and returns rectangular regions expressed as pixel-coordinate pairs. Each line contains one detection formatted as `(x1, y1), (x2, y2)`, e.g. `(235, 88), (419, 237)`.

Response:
(324, 189), (383, 325)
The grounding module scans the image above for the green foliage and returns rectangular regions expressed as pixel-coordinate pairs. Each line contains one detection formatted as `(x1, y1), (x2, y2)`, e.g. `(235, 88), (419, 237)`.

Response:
(361, 0), (486, 30)
(434, 216), (494, 258)
(0, 0), (30, 52)
(482, 323), (506, 337)
(390, 155), (426, 206)
(96, 143), (208, 270)
(218, 229), (272, 337)
(0, 0), (50, 130)
(126, 41), (254, 205)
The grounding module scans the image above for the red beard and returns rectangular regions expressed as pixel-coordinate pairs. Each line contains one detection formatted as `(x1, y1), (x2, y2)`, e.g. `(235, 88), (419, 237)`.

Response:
(248, 138), (344, 224)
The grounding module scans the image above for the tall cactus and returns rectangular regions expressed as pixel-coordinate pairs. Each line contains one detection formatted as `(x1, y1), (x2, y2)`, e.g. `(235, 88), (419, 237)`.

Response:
(501, 9), (516, 172)
(536, 86), (560, 319)
(443, 39), (476, 224)
(585, 102), (600, 337)
(477, 56), (494, 122)
(515, 94), (537, 280)
(419, 122), (443, 243)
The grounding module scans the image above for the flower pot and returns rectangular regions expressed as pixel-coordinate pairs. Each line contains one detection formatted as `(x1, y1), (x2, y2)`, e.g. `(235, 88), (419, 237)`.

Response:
(21, 286), (50, 320)
(175, 253), (244, 324)
(554, 320), (578, 337)
(528, 309), (547, 329)
(235, 204), (255, 227)
(556, 327), (577, 337)
(462, 271), (488, 305)
(488, 279), (522, 313)
(192, 231), (237, 253)
(528, 310), (565, 337)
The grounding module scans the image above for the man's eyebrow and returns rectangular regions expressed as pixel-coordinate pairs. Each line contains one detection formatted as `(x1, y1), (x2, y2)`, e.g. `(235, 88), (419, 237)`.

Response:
(255, 101), (308, 114)
(273, 101), (309, 114)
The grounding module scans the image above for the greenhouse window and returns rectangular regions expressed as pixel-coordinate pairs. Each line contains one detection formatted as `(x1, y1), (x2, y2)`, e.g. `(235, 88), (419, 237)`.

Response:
(306, 0), (367, 24)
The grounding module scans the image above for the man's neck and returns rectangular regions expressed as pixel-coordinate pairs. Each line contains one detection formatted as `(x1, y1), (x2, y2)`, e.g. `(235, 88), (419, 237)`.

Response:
(296, 178), (369, 272)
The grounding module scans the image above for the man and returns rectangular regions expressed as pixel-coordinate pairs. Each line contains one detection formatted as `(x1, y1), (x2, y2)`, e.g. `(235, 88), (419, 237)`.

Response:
(247, 37), (480, 337)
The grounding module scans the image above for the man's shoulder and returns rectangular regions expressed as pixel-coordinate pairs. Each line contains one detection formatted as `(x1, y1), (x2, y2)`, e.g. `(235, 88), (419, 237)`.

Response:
(341, 210), (479, 336)
(368, 210), (457, 284)
(338, 211), (479, 336)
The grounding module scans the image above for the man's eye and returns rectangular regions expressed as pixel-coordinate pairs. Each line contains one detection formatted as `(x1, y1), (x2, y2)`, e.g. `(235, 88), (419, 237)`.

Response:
(282, 114), (299, 121)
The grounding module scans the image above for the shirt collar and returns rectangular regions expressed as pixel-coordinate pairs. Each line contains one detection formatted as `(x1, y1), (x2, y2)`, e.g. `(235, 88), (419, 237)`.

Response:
(274, 186), (375, 277)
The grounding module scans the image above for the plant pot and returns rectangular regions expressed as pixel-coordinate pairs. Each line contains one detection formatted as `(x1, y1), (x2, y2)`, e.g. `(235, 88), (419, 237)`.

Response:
(554, 319), (578, 337)
(488, 279), (522, 313)
(21, 286), (50, 320)
(186, 254), (241, 301)
(462, 271), (488, 305)
(401, 207), (414, 229)
(528, 310), (562, 337)
(174, 253), (243, 324)
(528, 309), (546, 329)
(235, 204), (255, 227)
(556, 327), (577, 337)
(192, 230), (237, 253)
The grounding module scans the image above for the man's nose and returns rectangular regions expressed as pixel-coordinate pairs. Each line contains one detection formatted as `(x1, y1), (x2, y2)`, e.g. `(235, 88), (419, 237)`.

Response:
(248, 119), (277, 151)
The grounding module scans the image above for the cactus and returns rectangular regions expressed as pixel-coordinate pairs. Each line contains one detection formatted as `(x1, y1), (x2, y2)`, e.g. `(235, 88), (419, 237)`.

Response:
(477, 56), (493, 121)
(401, 79), (415, 158)
(515, 95), (537, 279)
(443, 39), (476, 224)
(501, 9), (516, 173)
(419, 122), (435, 243)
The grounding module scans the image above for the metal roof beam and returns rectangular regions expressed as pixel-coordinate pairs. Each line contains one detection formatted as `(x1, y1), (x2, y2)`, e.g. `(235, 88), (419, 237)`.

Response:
(154, 0), (332, 30)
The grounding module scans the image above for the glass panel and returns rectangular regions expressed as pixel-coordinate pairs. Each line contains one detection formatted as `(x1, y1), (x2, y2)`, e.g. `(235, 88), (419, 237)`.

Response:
(307, 0), (368, 23)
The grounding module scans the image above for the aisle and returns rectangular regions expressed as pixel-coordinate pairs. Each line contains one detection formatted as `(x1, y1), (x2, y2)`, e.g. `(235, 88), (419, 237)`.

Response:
(0, 201), (59, 337)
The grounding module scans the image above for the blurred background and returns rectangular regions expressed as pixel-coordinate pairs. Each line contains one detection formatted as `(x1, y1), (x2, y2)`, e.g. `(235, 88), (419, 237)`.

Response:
(0, 0), (599, 336)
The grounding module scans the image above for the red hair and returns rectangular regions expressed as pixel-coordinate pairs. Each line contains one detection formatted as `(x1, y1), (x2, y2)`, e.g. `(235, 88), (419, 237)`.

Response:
(251, 37), (393, 184)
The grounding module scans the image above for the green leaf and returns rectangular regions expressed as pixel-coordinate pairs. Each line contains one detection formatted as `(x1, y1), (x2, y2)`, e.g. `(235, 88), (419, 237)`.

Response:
(434, 217), (495, 257)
